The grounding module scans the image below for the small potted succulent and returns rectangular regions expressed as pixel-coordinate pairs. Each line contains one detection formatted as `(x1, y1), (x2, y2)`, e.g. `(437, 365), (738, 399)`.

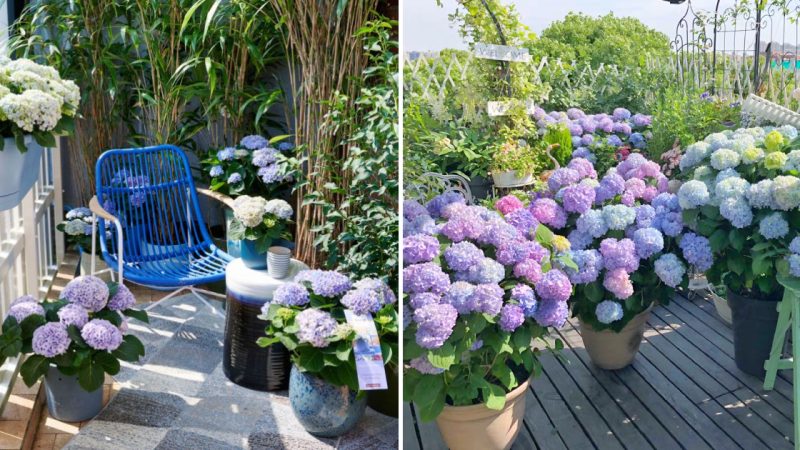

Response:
(403, 192), (575, 450)
(199, 135), (295, 258)
(0, 276), (147, 421)
(534, 154), (706, 369)
(677, 124), (800, 375)
(56, 206), (111, 276)
(229, 196), (293, 270)
(0, 57), (80, 210)
(258, 270), (397, 437)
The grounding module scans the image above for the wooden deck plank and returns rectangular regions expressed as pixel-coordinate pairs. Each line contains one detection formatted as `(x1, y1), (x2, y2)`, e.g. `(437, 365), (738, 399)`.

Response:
(411, 403), (447, 450)
(654, 304), (795, 415)
(543, 334), (654, 449)
(648, 310), (795, 441)
(404, 403), (422, 450)
(522, 388), (568, 450)
(509, 421), (538, 450)
(537, 351), (625, 450)
(560, 321), (711, 449)
(530, 360), (596, 449)
(713, 392), (793, 450)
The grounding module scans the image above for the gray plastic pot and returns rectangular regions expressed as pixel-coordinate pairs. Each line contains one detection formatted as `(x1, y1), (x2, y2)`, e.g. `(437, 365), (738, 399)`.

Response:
(728, 290), (780, 377)
(44, 366), (103, 422)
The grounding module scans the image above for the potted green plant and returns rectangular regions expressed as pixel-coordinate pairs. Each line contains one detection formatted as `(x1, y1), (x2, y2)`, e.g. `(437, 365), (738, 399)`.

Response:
(228, 196), (294, 270)
(490, 139), (540, 188)
(56, 207), (111, 276)
(677, 125), (800, 375)
(0, 57), (79, 210)
(0, 276), (147, 421)
(257, 270), (397, 436)
(532, 152), (704, 369)
(403, 192), (574, 450)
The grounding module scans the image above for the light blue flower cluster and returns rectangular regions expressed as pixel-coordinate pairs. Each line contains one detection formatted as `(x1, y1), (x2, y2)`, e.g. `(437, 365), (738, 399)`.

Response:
(595, 300), (624, 324)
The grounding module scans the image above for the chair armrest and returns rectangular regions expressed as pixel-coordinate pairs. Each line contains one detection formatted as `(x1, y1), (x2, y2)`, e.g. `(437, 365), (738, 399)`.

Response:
(197, 188), (236, 210)
(89, 196), (118, 222)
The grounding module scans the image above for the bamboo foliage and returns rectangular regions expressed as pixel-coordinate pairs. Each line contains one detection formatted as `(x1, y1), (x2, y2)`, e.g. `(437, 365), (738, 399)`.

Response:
(269, 0), (378, 267)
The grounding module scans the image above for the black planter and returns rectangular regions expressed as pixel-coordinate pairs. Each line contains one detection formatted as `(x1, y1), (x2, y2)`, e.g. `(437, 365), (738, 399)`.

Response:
(468, 175), (492, 201)
(728, 290), (780, 377)
(367, 364), (398, 417)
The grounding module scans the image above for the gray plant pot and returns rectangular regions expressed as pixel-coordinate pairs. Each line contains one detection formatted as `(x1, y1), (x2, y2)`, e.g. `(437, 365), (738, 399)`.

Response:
(44, 366), (103, 422)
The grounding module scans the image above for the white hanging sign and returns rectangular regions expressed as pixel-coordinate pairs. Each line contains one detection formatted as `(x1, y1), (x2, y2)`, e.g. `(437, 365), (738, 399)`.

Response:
(487, 100), (537, 117)
(474, 43), (531, 63)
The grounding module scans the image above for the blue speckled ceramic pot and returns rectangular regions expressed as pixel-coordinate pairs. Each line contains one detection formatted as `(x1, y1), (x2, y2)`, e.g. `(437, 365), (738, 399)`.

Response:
(288, 366), (367, 437)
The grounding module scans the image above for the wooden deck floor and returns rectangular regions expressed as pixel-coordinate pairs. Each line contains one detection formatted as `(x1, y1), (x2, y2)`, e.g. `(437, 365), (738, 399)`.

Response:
(406, 294), (795, 450)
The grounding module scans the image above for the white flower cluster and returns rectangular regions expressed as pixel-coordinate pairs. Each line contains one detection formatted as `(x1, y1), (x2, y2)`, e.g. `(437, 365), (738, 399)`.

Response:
(0, 57), (80, 133)
(233, 195), (268, 228)
(265, 199), (293, 220)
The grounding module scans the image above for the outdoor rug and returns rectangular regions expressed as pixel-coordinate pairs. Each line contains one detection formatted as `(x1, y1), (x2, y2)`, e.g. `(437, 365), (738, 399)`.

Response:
(63, 293), (398, 450)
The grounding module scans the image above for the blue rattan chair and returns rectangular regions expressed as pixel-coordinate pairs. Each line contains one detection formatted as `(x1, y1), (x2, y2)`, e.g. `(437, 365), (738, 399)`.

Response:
(89, 145), (234, 305)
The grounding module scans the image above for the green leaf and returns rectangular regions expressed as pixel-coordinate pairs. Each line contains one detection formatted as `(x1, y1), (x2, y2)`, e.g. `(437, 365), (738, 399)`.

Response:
(585, 281), (604, 303)
(427, 343), (456, 370)
(122, 309), (149, 323)
(535, 225), (555, 246)
(111, 335), (144, 362)
(297, 350), (324, 373)
(20, 355), (48, 387)
(94, 352), (120, 375)
(752, 257), (773, 276)
(708, 229), (728, 252)
(78, 359), (105, 392)
(484, 383), (506, 410)
(729, 229), (746, 252)
(728, 253), (746, 275)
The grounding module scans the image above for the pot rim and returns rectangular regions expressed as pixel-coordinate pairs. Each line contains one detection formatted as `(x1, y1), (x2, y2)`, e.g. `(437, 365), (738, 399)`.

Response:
(580, 303), (653, 335)
(438, 377), (530, 420)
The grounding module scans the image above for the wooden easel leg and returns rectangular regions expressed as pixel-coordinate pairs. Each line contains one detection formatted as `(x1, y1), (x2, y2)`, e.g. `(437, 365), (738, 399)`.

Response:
(764, 293), (793, 391)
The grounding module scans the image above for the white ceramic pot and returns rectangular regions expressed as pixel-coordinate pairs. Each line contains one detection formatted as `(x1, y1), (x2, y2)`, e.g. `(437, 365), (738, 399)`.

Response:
(267, 246), (291, 279)
(0, 136), (44, 211)
(491, 170), (535, 188)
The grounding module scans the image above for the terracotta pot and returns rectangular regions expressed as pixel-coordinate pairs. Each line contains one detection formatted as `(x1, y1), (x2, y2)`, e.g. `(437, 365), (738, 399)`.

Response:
(435, 378), (529, 450)
(580, 307), (652, 370)
(491, 170), (535, 188)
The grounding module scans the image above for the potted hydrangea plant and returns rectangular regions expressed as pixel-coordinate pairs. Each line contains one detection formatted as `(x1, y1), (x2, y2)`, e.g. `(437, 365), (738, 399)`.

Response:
(229, 196), (293, 270)
(677, 124), (800, 375)
(56, 206), (111, 276)
(257, 270), (397, 437)
(0, 276), (147, 421)
(0, 57), (80, 210)
(533, 153), (707, 369)
(403, 192), (575, 450)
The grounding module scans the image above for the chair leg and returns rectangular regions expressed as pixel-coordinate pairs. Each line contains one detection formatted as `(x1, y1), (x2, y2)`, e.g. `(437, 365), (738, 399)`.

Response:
(793, 296), (800, 448)
(189, 288), (223, 316)
(143, 287), (192, 311)
(764, 293), (793, 391)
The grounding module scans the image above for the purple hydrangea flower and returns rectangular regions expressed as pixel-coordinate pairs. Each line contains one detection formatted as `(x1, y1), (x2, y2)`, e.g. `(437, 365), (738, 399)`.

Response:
(580, 135), (595, 147)
(607, 135), (624, 147)
(409, 292), (440, 310)
(426, 192), (465, 218)
(505, 209), (539, 236)
(209, 165), (223, 177)
(654, 253), (686, 288)
(57, 304), (89, 329)
(477, 218), (522, 247)
(595, 173), (626, 203)
(340, 278), (396, 315)
(636, 205), (656, 228)
(567, 108), (585, 119)
(10, 295), (37, 306)
(32, 322), (71, 357)
(414, 303), (458, 349)
(547, 168), (581, 192)
(567, 158), (597, 179)
(600, 238), (639, 273)
(495, 195), (525, 215)
(442, 281), (475, 314)
(404, 234), (440, 265)
(633, 228), (664, 259)
(108, 284), (136, 311)
(565, 250), (603, 284)
(632, 114), (652, 128)
(613, 122), (632, 136)
(535, 269), (572, 303)
(258, 165), (283, 184)
(562, 184), (596, 214)
(273, 282), (310, 306)
(409, 356), (444, 375)
(530, 198), (566, 229)
(404, 200), (429, 221)
(7, 302), (44, 323)
(470, 283), (504, 316)
(597, 119), (614, 133)
(679, 233), (713, 271)
(444, 241), (484, 271)
(496, 240), (537, 266)
(227, 173), (243, 184)
(460, 257), (505, 284)
(252, 148), (278, 167)
(514, 259), (543, 284)
(499, 304), (525, 332)
(295, 270), (352, 297)
(81, 319), (123, 351)
(240, 135), (269, 150)
(295, 309), (338, 348)
(613, 108), (632, 121)
(534, 300), (568, 328)
(440, 215), (485, 242)
(603, 268), (634, 299)
(403, 263), (450, 295)
(62, 276), (109, 312)
(510, 285), (537, 317)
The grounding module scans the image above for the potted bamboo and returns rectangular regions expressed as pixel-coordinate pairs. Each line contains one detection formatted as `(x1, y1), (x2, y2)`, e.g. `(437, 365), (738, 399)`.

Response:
(0, 57), (79, 210)
(403, 192), (575, 449)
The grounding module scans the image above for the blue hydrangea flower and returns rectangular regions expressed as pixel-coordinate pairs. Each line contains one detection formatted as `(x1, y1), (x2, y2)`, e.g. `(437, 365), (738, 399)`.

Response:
(679, 233), (713, 271)
(227, 173), (243, 184)
(32, 323), (71, 357)
(596, 300), (624, 324)
(442, 281), (476, 314)
(602, 205), (636, 230)
(789, 254), (800, 277)
(511, 285), (538, 317)
(633, 227), (664, 259)
(654, 253), (686, 288)
(533, 300), (568, 328)
(278, 142), (295, 152)
(258, 164), (283, 184)
(747, 180), (775, 208)
(252, 148), (278, 167)
(81, 319), (123, 351)
(217, 147), (236, 161)
(790, 236), (800, 254)
(295, 308), (338, 348)
(715, 177), (749, 200)
(240, 135), (269, 150)
(209, 165), (223, 177)
(565, 249), (603, 284)
(677, 180), (710, 209)
(719, 197), (753, 228)
(340, 278), (396, 315)
(758, 212), (789, 239)
(272, 282), (310, 306)
(295, 270), (352, 297)
(460, 257), (505, 284)
(576, 209), (607, 238)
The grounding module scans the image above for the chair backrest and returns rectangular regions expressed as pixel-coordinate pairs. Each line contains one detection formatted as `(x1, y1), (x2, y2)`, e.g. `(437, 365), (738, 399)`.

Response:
(405, 172), (474, 205)
(95, 145), (213, 264)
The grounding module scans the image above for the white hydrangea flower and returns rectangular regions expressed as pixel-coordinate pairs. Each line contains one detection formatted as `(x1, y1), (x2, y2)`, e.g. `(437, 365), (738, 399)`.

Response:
(64, 219), (87, 236)
(0, 90), (62, 132)
(5, 59), (60, 80)
(233, 195), (268, 228)
(264, 199), (293, 220)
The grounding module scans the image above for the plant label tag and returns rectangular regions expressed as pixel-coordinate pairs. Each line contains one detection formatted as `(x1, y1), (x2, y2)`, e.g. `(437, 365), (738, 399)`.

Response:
(344, 311), (388, 390)
(474, 43), (530, 62)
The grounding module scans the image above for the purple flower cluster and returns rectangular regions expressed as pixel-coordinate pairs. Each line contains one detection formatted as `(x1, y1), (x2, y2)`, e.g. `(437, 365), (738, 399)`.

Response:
(414, 303), (458, 349)
(61, 276), (109, 312)
(535, 270), (572, 303)
(679, 232), (713, 271)
(107, 284), (136, 311)
(295, 308), (338, 348)
(403, 234), (440, 265)
(403, 263), (450, 295)
(273, 282), (311, 306)
(295, 270), (352, 298)
(32, 323), (71, 357)
(340, 278), (396, 315)
(7, 302), (44, 322)
(81, 319), (123, 351)
(58, 304), (89, 328)
(495, 195), (524, 215)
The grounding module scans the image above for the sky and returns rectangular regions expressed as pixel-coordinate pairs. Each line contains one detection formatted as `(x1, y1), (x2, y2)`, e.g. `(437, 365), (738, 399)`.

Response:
(402, 0), (724, 52)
